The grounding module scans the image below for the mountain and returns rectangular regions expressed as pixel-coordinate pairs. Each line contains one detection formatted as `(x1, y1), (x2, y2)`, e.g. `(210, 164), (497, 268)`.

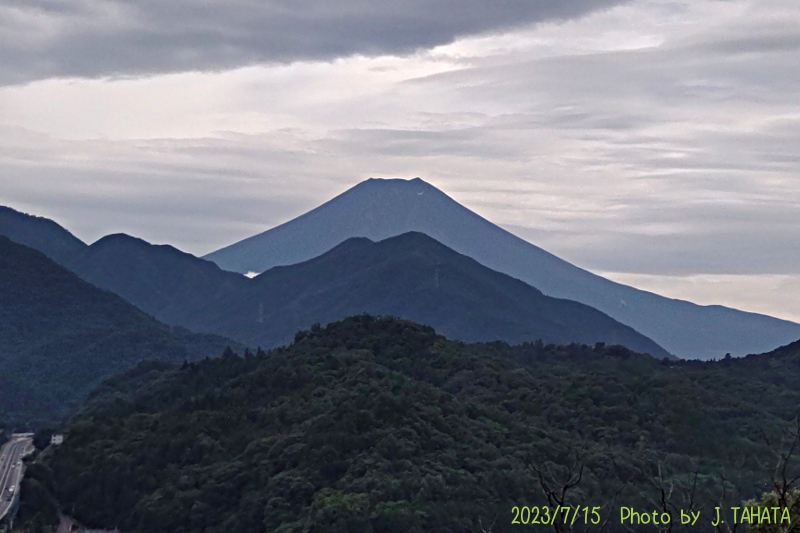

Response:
(0, 205), (87, 264)
(65, 231), (670, 357)
(67, 233), (248, 327)
(204, 178), (800, 359)
(204, 232), (671, 356)
(0, 236), (237, 426)
(0, 204), (664, 355)
(39, 316), (800, 532)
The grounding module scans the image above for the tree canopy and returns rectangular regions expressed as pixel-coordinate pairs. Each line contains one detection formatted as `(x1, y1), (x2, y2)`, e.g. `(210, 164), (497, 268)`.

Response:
(36, 316), (800, 532)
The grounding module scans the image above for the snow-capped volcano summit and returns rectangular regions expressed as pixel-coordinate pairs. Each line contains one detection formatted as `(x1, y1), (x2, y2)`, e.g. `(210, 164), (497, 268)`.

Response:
(204, 177), (800, 360)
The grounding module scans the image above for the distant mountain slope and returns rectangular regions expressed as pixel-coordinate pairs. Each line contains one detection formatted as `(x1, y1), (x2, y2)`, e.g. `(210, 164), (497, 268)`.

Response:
(0, 205), (662, 356)
(0, 206), (87, 264)
(756, 337), (800, 359)
(67, 234), (248, 327)
(129, 232), (666, 357)
(204, 178), (800, 359)
(0, 237), (237, 426)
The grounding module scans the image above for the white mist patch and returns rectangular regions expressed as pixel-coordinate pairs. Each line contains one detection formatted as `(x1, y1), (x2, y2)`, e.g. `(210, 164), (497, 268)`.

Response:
(245, 271), (260, 279)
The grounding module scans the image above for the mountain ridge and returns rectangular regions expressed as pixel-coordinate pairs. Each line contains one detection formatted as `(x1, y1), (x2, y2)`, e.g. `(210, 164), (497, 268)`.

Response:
(3, 192), (798, 360)
(0, 236), (238, 425)
(67, 230), (672, 357)
(234, 231), (672, 356)
(203, 177), (800, 359)
(67, 232), (248, 326)
(0, 205), (87, 264)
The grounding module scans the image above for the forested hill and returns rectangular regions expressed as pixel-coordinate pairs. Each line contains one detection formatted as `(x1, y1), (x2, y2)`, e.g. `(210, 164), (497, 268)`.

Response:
(47, 316), (800, 533)
(68, 231), (671, 358)
(0, 205), (87, 264)
(0, 237), (238, 426)
(66, 233), (248, 326)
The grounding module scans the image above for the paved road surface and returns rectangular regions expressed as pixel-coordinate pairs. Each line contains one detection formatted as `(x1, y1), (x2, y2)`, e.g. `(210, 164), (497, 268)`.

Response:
(0, 434), (34, 522)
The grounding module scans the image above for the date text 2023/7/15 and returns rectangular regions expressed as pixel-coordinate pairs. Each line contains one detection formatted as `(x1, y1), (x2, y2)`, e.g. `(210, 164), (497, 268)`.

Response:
(511, 506), (601, 526)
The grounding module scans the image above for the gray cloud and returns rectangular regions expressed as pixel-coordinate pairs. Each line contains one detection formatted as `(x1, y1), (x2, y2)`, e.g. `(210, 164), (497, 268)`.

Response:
(1, 0), (799, 322)
(0, 0), (625, 85)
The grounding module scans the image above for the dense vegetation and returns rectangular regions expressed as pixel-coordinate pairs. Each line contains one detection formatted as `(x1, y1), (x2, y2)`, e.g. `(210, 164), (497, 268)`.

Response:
(15, 462), (61, 532)
(0, 237), (240, 426)
(40, 316), (800, 532)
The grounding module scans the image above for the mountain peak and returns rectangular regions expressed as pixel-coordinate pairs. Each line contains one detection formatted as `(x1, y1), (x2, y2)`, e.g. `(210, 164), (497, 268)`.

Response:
(346, 176), (447, 199)
(92, 233), (150, 247)
(204, 179), (800, 359)
(203, 176), (495, 274)
(0, 204), (87, 264)
(205, 231), (672, 357)
(364, 176), (424, 184)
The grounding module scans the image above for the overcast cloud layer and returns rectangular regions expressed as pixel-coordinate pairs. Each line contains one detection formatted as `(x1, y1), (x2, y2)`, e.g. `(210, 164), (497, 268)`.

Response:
(0, 0), (624, 85)
(1, 0), (799, 322)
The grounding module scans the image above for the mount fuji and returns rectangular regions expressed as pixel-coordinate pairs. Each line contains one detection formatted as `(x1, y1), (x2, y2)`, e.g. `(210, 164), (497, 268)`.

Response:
(205, 178), (800, 359)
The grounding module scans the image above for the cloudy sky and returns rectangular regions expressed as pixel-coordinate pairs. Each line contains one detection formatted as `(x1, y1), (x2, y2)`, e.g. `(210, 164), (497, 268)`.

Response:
(1, 0), (799, 321)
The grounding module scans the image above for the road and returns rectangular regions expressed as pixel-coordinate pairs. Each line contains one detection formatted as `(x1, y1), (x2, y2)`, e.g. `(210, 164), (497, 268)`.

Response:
(0, 434), (34, 523)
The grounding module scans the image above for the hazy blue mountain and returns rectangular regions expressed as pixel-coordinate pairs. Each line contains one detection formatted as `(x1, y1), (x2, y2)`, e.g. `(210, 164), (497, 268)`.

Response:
(204, 178), (800, 359)
(68, 233), (248, 327)
(0, 205), (87, 264)
(0, 202), (665, 355)
(0, 236), (237, 426)
(192, 232), (671, 356)
(61, 230), (669, 357)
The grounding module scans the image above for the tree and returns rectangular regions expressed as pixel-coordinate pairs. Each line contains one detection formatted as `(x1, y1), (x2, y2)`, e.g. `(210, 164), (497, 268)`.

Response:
(745, 420), (800, 533)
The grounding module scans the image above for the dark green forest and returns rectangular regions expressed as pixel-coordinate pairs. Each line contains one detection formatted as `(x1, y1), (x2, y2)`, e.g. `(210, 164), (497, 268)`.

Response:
(22, 316), (800, 533)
